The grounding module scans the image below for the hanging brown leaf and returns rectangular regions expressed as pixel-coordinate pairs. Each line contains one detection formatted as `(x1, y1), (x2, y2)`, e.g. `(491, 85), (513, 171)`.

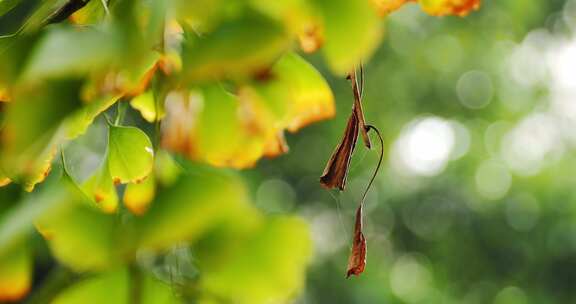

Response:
(346, 204), (366, 278)
(349, 69), (371, 149)
(319, 111), (359, 190)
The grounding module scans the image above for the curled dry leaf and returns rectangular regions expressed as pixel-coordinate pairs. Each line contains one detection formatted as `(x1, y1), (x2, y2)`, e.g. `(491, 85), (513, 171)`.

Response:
(319, 111), (359, 190)
(346, 204), (366, 278)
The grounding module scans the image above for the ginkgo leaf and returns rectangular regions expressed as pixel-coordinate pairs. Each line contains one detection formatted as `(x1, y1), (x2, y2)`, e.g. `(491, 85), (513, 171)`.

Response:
(181, 10), (291, 82)
(265, 52), (335, 132)
(0, 243), (31, 302)
(107, 125), (154, 184)
(21, 26), (120, 81)
(309, 0), (382, 74)
(138, 172), (260, 251)
(65, 95), (121, 140)
(82, 163), (119, 213)
(197, 217), (312, 304)
(0, 78), (82, 191)
(123, 174), (155, 216)
(37, 197), (118, 271)
(370, 0), (414, 16)
(52, 268), (180, 304)
(419, 0), (480, 16)
(130, 90), (165, 123)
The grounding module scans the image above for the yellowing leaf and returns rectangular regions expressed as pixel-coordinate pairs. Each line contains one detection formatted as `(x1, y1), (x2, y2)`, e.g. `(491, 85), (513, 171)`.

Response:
(65, 95), (121, 140)
(123, 174), (155, 216)
(370, 0), (414, 16)
(181, 11), (291, 82)
(198, 217), (312, 304)
(419, 0), (480, 16)
(108, 125), (154, 184)
(82, 163), (119, 213)
(138, 173), (260, 250)
(0, 79), (82, 190)
(0, 244), (31, 302)
(163, 53), (334, 168)
(310, 0), (382, 74)
(52, 268), (180, 304)
(37, 201), (118, 271)
(130, 90), (165, 123)
(267, 53), (335, 132)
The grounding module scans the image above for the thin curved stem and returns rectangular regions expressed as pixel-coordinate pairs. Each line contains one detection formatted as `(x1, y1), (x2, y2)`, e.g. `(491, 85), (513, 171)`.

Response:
(359, 125), (383, 207)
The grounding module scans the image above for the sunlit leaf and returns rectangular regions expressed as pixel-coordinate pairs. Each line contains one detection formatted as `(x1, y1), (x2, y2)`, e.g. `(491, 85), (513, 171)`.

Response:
(419, 0), (481, 16)
(0, 243), (31, 302)
(21, 26), (120, 81)
(52, 268), (180, 304)
(138, 172), (260, 250)
(0, 78), (83, 190)
(82, 163), (119, 213)
(181, 11), (291, 82)
(108, 125), (154, 184)
(309, 0), (382, 74)
(123, 174), (155, 216)
(65, 95), (121, 140)
(130, 90), (165, 123)
(370, 0), (413, 15)
(163, 53), (334, 168)
(197, 217), (312, 304)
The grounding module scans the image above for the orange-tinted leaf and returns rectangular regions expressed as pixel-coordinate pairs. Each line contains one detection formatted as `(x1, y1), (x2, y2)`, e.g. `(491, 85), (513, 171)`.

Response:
(346, 204), (366, 278)
(419, 0), (480, 16)
(123, 174), (155, 215)
(370, 0), (414, 16)
(320, 111), (359, 191)
(0, 244), (32, 302)
(298, 22), (324, 53)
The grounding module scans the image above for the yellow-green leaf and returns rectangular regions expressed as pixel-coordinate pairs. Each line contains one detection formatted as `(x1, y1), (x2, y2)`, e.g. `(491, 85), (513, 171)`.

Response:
(52, 268), (180, 304)
(130, 90), (165, 123)
(0, 243), (31, 302)
(82, 163), (119, 213)
(197, 217), (312, 304)
(181, 11), (291, 83)
(123, 174), (155, 216)
(108, 125), (154, 184)
(311, 0), (382, 74)
(138, 172), (260, 250)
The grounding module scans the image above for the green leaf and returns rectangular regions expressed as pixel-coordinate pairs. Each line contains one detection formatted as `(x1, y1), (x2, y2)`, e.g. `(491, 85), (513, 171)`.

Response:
(82, 163), (119, 213)
(21, 26), (120, 81)
(181, 10), (291, 82)
(0, 78), (83, 188)
(65, 95), (121, 140)
(130, 90), (164, 123)
(52, 268), (181, 304)
(0, 241), (31, 302)
(123, 173), (155, 215)
(312, 0), (382, 74)
(0, 0), (22, 17)
(138, 172), (260, 251)
(108, 125), (154, 184)
(197, 217), (312, 304)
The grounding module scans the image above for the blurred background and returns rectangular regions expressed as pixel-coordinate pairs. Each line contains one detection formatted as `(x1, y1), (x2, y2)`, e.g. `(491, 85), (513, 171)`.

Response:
(3, 0), (576, 303)
(248, 0), (576, 303)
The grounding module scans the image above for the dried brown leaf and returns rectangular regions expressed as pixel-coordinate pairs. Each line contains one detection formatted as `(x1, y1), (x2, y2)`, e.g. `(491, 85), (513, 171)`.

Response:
(346, 204), (366, 278)
(319, 111), (359, 191)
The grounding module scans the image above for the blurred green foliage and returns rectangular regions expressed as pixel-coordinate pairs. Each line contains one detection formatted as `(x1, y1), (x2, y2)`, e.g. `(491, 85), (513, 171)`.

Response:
(1, 0), (576, 303)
